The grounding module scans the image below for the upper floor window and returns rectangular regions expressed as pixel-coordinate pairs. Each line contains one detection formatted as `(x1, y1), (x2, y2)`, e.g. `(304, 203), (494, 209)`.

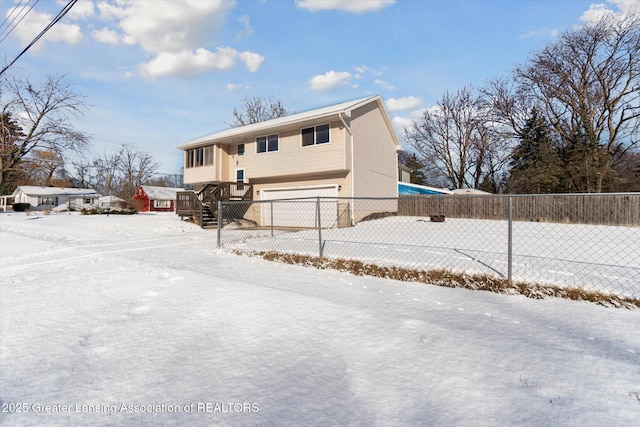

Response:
(237, 143), (245, 156)
(186, 145), (214, 168)
(257, 134), (278, 153)
(301, 124), (330, 146)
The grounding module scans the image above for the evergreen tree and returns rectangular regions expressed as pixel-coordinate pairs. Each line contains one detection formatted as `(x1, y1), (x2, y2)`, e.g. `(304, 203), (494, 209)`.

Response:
(507, 109), (563, 193)
(0, 112), (26, 194)
(398, 152), (429, 186)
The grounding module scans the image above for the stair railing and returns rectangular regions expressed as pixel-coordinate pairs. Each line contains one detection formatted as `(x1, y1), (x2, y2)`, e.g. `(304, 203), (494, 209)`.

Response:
(176, 190), (205, 227)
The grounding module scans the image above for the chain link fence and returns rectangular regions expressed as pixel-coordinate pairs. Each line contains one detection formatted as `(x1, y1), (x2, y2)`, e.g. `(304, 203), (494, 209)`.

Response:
(216, 194), (640, 299)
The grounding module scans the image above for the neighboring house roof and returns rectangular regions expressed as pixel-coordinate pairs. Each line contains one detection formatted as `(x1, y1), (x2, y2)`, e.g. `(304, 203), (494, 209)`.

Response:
(451, 188), (492, 195)
(178, 95), (402, 150)
(12, 186), (99, 197)
(398, 182), (453, 195)
(138, 186), (184, 200)
(99, 195), (124, 203)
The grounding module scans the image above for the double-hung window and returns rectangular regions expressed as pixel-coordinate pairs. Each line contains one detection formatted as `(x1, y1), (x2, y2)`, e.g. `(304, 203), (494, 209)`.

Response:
(236, 168), (245, 192)
(257, 134), (278, 153)
(301, 124), (330, 146)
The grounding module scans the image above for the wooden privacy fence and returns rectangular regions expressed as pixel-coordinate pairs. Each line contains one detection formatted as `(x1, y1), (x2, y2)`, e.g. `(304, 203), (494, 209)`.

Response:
(398, 193), (640, 226)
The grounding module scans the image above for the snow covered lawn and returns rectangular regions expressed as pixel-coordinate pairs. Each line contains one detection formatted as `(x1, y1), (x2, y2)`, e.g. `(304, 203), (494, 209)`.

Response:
(224, 216), (640, 298)
(1, 212), (639, 426)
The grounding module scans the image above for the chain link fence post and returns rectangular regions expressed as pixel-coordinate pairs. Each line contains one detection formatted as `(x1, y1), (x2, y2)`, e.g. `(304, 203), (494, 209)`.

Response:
(217, 200), (222, 248)
(317, 196), (323, 258)
(508, 196), (513, 283)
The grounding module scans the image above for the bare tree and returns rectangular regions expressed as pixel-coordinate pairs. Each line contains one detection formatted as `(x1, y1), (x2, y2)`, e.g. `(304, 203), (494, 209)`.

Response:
(70, 159), (97, 190)
(95, 150), (122, 196)
(27, 149), (65, 186)
(404, 86), (510, 190)
(0, 74), (88, 189)
(226, 96), (288, 127)
(117, 144), (159, 198)
(514, 13), (640, 192)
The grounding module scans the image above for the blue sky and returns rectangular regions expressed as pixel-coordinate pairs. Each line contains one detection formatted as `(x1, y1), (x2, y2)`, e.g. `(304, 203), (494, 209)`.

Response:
(1, 0), (637, 177)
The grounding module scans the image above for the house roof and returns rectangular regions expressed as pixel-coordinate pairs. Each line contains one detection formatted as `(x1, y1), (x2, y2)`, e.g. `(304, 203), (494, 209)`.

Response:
(451, 188), (492, 196)
(178, 95), (401, 150)
(12, 186), (99, 197)
(139, 186), (184, 200)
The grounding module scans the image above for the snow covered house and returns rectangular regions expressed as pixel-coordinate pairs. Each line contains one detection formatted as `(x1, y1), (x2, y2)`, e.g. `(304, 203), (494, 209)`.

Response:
(99, 195), (125, 209)
(11, 186), (100, 210)
(176, 95), (401, 227)
(132, 186), (184, 212)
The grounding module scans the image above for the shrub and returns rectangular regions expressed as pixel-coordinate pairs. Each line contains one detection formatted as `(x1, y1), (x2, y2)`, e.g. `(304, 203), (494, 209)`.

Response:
(12, 203), (30, 212)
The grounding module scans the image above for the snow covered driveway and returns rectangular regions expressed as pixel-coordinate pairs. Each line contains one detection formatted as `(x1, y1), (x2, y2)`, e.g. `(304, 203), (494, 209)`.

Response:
(1, 213), (639, 426)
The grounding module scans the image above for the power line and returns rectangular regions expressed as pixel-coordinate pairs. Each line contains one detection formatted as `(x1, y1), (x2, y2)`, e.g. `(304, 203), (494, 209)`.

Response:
(0, 0), (76, 77)
(0, 0), (40, 43)
(0, 0), (29, 36)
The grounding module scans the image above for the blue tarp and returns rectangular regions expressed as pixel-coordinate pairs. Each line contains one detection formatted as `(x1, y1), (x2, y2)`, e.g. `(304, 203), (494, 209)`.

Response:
(398, 182), (452, 195)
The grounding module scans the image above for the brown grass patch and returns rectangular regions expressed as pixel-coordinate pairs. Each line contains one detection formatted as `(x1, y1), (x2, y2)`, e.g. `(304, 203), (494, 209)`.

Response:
(234, 250), (640, 309)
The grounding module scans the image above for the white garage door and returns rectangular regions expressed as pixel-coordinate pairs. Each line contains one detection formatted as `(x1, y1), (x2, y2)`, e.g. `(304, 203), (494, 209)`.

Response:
(260, 185), (338, 227)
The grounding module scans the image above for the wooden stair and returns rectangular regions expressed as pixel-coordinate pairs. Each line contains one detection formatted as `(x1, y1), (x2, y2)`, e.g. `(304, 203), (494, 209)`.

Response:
(176, 182), (253, 229)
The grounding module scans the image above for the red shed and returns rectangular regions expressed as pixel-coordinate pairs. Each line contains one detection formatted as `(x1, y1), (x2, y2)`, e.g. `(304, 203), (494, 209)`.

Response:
(132, 185), (184, 212)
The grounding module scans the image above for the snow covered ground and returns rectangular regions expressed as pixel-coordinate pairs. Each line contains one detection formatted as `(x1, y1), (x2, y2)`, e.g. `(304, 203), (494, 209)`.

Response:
(1, 212), (639, 426)
(224, 216), (640, 298)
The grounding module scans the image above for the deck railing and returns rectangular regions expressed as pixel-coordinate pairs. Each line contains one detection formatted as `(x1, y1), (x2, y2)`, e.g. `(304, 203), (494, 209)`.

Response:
(177, 182), (253, 227)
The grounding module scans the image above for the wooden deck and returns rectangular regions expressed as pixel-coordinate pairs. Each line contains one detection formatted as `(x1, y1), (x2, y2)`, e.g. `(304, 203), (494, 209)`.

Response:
(176, 182), (253, 229)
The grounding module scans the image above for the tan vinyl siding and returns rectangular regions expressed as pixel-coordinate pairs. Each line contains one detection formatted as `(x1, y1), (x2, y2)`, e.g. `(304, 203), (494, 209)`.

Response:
(183, 165), (216, 184)
(351, 102), (398, 199)
(252, 175), (350, 198)
(245, 122), (347, 180)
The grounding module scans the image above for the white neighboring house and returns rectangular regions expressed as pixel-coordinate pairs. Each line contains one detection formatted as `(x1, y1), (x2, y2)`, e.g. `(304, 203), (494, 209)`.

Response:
(11, 186), (100, 210)
(99, 195), (125, 209)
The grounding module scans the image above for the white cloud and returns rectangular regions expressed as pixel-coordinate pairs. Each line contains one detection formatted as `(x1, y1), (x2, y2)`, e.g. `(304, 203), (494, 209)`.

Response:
(374, 79), (395, 91)
(355, 65), (382, 76)
(96, 1), (129, 20)
(64, 0), (95, 20)
(236, 15), (255, 39)
(580, 0), (639, 24)
(238, 51), (265, 72)
(227, 83), (250, 90)
(296, 0), (395, 14)
(140, 47), (263, 78)
(309, 70), (352, 91)
(609, 0), (640, 13)
(392, 116), (413, 131)
(114, 0), (233, 54)
(93, 27), (121, 44)
(7, 7), (83, 49)
(90, 0), (262, 77)
(385, 96), (422, 112)
(580, 3), (616, 24)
